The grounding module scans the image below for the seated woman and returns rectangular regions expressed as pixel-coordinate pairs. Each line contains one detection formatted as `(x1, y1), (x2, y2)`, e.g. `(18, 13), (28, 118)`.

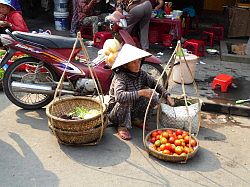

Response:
(0, 0), (29, 33)
(70, 0), (110, 37)
(116, 0), (152, 51)
(107, 44), (174, 140)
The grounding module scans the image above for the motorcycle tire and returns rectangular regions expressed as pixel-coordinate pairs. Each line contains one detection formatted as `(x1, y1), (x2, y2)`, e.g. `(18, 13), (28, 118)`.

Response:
(141, 62), (168, 89)
(3, 57), (58, 110)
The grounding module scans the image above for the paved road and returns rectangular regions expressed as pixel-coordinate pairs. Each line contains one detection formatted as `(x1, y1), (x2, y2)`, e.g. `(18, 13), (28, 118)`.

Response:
(0, 90), (250, 186)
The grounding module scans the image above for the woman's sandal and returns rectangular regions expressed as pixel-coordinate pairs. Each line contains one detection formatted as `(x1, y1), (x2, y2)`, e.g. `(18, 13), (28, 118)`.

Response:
(117, 127), (131, 140)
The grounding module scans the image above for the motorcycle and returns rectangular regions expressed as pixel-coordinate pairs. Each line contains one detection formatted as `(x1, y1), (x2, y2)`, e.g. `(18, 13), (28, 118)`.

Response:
(0, 17), (167, 110)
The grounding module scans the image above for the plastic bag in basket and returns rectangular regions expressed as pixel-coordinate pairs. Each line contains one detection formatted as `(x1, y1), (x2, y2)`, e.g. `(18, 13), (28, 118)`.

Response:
(160, 102), (201, 134)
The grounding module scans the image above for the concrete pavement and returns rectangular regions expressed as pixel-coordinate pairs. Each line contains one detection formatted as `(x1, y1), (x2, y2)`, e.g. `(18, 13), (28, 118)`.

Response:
(0, 91), (250, 186)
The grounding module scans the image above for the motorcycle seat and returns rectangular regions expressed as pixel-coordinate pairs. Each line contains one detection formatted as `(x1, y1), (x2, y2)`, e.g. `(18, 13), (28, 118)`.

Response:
(12, 31), (81, 49)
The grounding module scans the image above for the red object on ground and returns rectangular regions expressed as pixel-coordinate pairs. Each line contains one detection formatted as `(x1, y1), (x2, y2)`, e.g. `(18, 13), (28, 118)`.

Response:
(211, 24), (225, 40)
(80, 25), (93, 39)
(150, 18), (182, 40)
(149, 29), (160, 43)
(183, 39), (205, 57)
(93, 31), (113, 48)
(201, 30), (214, 48)
(162, 34), (173, 47)
(211, 74), (233, 92)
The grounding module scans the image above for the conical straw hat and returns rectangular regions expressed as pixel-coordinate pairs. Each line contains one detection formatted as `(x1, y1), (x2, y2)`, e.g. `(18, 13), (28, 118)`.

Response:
(111, 44), (152, 69)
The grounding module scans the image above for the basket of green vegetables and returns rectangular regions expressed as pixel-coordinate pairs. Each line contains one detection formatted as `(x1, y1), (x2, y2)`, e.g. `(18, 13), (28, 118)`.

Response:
(46, 96), (107, 145)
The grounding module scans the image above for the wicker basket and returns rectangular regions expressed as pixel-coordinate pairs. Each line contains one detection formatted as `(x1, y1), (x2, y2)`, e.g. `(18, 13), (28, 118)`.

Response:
(48, 119), (108, 145)
(144, 128), (199, 163)
(46, 96), (106, 132)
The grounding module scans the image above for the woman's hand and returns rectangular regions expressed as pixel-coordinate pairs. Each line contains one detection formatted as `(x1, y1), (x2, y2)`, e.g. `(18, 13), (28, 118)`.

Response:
(166, 95), (174, 106)
(138, 89), (155, 99)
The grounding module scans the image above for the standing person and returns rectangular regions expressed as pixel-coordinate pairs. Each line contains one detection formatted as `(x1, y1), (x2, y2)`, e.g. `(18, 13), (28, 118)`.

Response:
(69, 0), (79, 37)
(0, 0), (28, 33)
(107, 44), (174, 140)
(116, 0), (152, 51)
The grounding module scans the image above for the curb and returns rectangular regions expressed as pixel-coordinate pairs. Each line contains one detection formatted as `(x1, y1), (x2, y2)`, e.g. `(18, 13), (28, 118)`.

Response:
(201, 97), (250, 117)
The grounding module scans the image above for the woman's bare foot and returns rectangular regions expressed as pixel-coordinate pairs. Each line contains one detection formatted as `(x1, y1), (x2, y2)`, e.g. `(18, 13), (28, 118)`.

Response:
(117, 127), (131, 140)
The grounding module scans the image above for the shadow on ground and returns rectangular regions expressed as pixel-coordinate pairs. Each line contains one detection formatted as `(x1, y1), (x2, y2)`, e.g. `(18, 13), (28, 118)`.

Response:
(15, 108), (49, 131)
(0, 132), (58, 186)
(60, 127), (131, 168)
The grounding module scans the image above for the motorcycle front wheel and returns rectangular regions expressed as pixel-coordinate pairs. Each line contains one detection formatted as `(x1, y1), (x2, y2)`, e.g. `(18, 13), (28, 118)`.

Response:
(141, 62), (168, 88)
(3, 57), (58, 110)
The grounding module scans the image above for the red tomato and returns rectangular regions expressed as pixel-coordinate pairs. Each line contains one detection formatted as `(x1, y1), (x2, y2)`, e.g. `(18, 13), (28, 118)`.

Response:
(168, 137), (175, 144)
(150, 137), (156, 144)
(160, 144), (166, 151)
(171, 144), (176, 152)
(174, 139), (182, 146)
(176, 129), (183, 136)
(157, 130), (163, 135)
(180, 139), (185, 146)
(182, 131), (189, 137)
(175, 146), (183, 154)
(183, 146), (190, 154)
(165, 143), (172, 151)
(160, 137), (168, 144)
(184, 136), (190, 144)
(151, 131), (158, 138)
(156, 135), (161, 140)
(163, 149), (171, 155)
(162, 132), (169, 139)
(177, 135), (183, 139)
(191, 139), (197, 147)
(166, 129), (173, 134)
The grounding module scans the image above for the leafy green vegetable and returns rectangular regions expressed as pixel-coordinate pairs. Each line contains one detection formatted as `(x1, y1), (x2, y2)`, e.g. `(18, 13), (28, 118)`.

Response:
(68, 107), (100, 119)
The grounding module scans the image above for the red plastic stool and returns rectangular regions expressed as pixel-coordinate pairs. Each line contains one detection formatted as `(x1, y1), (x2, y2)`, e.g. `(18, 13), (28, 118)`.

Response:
(201, 30), (214, 48)
(93, 31), (113, 48)
(211, 74), (233, 92)
(149, 30), (160, 43)
(80, 26), (93, 39)
(183, 39), (205, 57)
(162, 34), (173, 47)
(211, 24), (225, 40)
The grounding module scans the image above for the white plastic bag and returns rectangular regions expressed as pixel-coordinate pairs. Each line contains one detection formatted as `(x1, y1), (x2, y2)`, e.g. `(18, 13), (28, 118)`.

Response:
(160, 101), (201, 134)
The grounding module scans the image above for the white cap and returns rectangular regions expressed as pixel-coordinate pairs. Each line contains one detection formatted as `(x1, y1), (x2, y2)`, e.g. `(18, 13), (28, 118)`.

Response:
(111, 44), (152, 69)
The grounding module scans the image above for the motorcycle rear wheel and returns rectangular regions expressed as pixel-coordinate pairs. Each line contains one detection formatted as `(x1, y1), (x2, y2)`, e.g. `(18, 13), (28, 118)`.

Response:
(141, 62), (168, 88)
(3, 57), (58, 110)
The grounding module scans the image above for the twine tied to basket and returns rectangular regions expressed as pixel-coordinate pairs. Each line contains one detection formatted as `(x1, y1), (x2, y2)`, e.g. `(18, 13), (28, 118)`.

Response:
(49, 31), (106, 145)
(142, 41), (202, 163)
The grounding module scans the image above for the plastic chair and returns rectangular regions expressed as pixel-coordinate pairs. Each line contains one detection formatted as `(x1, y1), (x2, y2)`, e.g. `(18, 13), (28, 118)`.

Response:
(183, 39), (205, 57)
(211, 74), (233, 92)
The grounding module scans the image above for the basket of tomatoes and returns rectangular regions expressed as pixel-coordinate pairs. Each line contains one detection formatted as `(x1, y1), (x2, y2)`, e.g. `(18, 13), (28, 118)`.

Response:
(144, 128), (199, 163)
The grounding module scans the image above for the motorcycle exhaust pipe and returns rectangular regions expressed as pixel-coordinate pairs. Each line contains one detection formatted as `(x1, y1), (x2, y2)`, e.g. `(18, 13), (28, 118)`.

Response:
(11, 81), (76, 95)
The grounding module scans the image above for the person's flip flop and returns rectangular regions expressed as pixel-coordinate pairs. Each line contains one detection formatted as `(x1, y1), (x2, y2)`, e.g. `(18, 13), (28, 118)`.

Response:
(117, 127), (131, 140)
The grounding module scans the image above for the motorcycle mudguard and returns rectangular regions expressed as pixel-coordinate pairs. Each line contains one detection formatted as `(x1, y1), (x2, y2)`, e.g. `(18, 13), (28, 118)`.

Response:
(145, 55), (162, 64)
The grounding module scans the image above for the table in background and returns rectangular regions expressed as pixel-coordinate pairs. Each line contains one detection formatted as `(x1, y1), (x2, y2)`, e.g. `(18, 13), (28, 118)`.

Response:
(150, 18), (183, 40)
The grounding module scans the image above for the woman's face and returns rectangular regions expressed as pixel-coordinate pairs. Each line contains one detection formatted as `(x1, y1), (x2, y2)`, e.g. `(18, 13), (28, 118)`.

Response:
(125, 59), (141, 73)
(0, 4), (11, 15)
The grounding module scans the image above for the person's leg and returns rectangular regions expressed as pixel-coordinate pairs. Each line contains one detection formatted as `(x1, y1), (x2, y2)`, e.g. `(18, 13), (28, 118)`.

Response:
(126, 4), (145, 34)
(81, 16), (99, 35)
(108, 102), (133, 140)
(69, 0), (78, 36)
(131, 95), (159, 128)
(138, 1), (152, 50)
